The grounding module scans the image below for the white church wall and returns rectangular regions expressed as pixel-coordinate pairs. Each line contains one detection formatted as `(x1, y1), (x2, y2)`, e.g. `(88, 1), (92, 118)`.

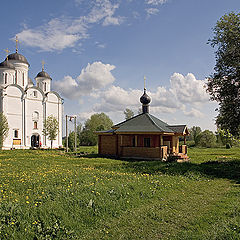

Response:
(25, 88), (44, 147)
(3, 86), (23, 148)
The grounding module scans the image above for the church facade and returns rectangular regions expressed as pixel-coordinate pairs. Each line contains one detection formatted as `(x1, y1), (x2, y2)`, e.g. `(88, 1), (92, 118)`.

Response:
(0, 44), (63, 149)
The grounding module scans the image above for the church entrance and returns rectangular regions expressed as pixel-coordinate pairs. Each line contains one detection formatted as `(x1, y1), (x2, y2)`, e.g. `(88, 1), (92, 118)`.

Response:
(31, 135), (40, 148)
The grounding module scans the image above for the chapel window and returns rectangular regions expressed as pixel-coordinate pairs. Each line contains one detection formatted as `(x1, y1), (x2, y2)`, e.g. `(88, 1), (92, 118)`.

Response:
(44, 82), (47, 92)
(22, 72), (24, 86)
(144, 138), (150, 147)
(4, 73), (7, 84)
(15, 71), (17, 84)
(34, 121), (38, 129)
(14, 130), (18, 138)
(33, 91), (38, 98)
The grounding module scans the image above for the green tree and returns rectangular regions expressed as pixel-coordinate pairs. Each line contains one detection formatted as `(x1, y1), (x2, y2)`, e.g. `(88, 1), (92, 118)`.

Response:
(207, 12), (240, 137)
(80, 113), (113, 146)
(189, 126), (202, 146)
(0, 113), (9, 150)
(124, 108), (134, 120)
(67, 131), (80, 151)
(43, 115), (59, 149)
(199, 130), (217, 148)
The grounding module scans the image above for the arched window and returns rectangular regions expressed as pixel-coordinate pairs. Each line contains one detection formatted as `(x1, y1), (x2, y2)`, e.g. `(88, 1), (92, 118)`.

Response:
(15, 71), (17, 84)
(4, 73), (7, 84)
(32, 111), (39, 121)
(44, 82), (47, 92)
(34, 121), (38, 129)
(14, 130), (18, 138)
(22, 72), (24, 86)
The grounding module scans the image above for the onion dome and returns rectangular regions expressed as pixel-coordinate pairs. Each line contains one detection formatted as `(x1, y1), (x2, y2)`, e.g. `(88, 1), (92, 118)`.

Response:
(0, 60), (15, 70)
(140, 88), (151, 105)
(5, 53), (30, 66)
(35, 70), (52, 80)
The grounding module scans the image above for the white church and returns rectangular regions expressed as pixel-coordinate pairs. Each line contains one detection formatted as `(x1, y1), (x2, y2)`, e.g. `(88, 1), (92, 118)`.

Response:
(0, 39), (63, 149)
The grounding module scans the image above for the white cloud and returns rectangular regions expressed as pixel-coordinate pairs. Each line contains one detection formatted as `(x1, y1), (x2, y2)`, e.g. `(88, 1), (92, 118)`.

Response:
(17, 0), (123, 51)
(146, 8), (159, 16)
(183, 108), (204, 118)
(145, 0), (168, 5)
(53, 61), (116, 99)
(170, 73), (209, 103)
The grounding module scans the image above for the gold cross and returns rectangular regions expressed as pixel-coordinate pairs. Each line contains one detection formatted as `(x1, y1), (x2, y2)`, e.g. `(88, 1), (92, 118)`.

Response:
(4, 48), (10, 60)
(144, 76), (146, 89)
(15, 36), (19, 53)
(41, 60), (45, 71)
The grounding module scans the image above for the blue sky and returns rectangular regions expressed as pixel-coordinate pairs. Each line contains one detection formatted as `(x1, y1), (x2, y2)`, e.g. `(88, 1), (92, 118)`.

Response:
(1, 0), (240, 131)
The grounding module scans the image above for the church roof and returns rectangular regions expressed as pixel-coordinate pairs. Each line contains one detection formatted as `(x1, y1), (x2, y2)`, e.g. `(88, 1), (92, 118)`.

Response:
(0, 60), (15, 69)
(6, 53), (30, 66)
(35, 70), (52, 80)
(96, 113), (187, 135)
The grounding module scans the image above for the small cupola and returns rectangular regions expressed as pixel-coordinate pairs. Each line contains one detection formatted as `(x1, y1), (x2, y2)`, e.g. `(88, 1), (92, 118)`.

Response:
(140, 76), (151, 114)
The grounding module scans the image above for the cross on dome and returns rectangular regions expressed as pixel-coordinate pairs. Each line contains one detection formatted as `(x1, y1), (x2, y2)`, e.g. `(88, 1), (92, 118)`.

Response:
(15, 36), (19, 53)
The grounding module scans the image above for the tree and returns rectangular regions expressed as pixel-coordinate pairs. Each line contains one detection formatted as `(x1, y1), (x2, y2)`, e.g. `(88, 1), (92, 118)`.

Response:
(80, 113), (113, 146)
(199, 130), (217, 148)
(0, 113), (9, 150)
(67, 131), (80, 151)
(189, 126), (202, 146)
(43, 115), (59, 149)
(124, 108), (134, 120)
(207, 12), (240, 137)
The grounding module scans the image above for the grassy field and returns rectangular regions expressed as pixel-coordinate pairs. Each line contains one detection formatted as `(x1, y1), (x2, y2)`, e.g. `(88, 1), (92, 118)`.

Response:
(0, 147), (240, 239)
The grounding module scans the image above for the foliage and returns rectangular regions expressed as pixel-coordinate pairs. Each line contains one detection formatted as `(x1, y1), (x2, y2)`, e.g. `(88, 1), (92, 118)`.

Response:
(189, 126), (202, 146)
(199, 130), (217, 148)
(207, 12), (240, 137)
(0, 113), (9, 149)
(0, 148), (240, 239)
(67, 131), (80, 152)
(80, 113), (113, 146)
(124, 108), (134, 120)
(217, 128), (240, 147)
(43, 115), (59, 149)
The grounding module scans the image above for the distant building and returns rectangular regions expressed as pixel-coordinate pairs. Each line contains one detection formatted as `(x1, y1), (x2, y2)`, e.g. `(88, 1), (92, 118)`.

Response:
(97, 85), (189, 161)
(0, 38), (63, 149)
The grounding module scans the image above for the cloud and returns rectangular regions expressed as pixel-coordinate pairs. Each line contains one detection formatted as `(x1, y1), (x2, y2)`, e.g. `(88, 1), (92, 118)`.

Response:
(170, 73), (209, 103)
(16, 0), (123, 51)
(145, 0), (168, 5)
(146, 8), (159, 17)
(52, 61), (116, 99)
(183, 108), (204, 118)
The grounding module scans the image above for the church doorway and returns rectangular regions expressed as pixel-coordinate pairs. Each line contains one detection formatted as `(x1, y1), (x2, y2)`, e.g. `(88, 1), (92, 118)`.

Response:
(31, 134), (40, 148)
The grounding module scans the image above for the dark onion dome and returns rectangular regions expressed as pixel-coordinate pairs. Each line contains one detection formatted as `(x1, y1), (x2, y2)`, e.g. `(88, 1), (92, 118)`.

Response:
(5, 53), (30, 66)
(140, 88), (151, 105)
(35, 70), (52, 80)
(0, 60), (15, 70)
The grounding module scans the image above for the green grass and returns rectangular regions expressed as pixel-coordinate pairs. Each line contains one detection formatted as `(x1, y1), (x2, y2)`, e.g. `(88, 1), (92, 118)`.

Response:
(0, 147), (240, 239)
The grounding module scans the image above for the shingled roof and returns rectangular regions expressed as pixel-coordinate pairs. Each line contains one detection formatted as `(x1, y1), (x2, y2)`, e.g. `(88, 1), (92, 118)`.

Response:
(98, 113), (187, 135)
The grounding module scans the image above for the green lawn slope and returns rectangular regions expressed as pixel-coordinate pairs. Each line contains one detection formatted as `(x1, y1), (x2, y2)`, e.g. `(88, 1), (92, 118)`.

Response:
(0, 147), (239, 239)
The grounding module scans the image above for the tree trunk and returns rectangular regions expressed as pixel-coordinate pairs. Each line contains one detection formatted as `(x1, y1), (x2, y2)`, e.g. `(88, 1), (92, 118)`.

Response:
(51, 140), (53, 149)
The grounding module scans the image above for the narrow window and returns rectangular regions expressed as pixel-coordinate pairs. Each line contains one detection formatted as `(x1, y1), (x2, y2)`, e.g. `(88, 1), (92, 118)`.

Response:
(34, 121), (38, 129)
(14, 130), (18, 138)
(33, 91), (37, 98)
(22, 72), (24, 86)
(132, 136), (136, 147)
(15, 71), (17, 84)
(144, 138), (150, 147)
(44, 82), (47, 92)
(5, 73), (7, 84)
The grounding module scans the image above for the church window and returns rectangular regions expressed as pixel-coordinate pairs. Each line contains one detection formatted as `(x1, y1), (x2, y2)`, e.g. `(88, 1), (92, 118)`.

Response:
(33, 91), (38, 98)
(32, 111), (39, 121)
(144, 138), (150, 147)
(22, 72), (24, 86)
(14, 130), (18, 138)
(15, 71), (17, 84)
(44, 82), (47, 91)
(4, 73), (7, 84)
(34, 121), (38, 129)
